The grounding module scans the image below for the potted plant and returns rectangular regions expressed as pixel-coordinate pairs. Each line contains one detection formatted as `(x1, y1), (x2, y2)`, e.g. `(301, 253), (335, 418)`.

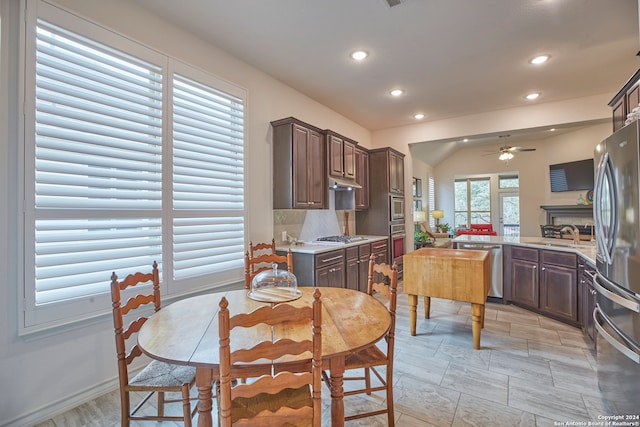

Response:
(414, 231), (431, 244)
(437, 223), (450, 234)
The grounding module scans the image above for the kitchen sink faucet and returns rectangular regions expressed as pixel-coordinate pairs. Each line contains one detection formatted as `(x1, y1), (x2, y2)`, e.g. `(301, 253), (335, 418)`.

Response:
(559, 225), (580, 245)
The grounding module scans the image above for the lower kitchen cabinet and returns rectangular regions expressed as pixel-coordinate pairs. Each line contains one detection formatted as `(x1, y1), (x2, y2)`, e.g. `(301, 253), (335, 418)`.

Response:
(314, 249), (345, 288)
(281, 240), (384, 290)
(371, 239), (388, 265)
(505, 245), (579, 327)
(509, 247), (539, 308)
(345, 244), (372, 292)
(579, 260), (597, 343)
(539, 250), (578, 324)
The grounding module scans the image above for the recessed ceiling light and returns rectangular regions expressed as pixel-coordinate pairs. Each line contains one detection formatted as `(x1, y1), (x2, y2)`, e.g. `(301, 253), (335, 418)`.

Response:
(549, 128), (556, 131)
(525, 92), (540, 100)
(414, 113), (425, 120)
(390, 89), (404, 97)
(351, 50), (368, 61)
(462, 138), (469, 142)
(529, 55), (550, 65)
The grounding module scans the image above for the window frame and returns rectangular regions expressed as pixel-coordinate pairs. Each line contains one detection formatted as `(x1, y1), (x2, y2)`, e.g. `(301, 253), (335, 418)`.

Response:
(19, 0), (247, 334)
(454, 177), (492, 228)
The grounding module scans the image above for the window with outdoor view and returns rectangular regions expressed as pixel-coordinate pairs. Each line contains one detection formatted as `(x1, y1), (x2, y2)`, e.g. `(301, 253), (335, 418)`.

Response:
(454, 178), (491, 229)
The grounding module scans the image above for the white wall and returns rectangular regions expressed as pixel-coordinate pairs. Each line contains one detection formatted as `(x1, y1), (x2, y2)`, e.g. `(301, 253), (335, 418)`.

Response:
(0, 0), (371, 424)
(433, 123), (611, 237)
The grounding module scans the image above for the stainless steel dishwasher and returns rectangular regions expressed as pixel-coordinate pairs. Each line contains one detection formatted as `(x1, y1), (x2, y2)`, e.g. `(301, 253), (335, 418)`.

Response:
(454, 242), (503, 300)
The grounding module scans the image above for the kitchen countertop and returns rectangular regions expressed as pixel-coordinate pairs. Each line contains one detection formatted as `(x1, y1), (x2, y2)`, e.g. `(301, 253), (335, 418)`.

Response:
(276, 235), (388, 254)
(451, 234), (596, 266)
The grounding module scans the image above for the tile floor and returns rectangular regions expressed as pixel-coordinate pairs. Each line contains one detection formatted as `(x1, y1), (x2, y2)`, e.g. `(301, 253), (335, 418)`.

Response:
(36, 283), (619, 427)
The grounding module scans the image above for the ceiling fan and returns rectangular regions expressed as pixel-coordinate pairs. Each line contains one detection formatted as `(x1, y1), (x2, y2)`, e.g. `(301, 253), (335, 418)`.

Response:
(484, 145), (536, 161)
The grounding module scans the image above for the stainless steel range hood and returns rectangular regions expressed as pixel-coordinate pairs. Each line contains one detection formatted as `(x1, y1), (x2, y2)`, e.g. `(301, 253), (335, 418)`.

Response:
(328, 176), (361, 191)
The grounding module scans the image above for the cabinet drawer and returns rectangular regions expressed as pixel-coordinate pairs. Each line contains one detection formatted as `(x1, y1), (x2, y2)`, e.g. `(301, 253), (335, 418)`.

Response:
(541, 250), (577, 268)
(371, 240), (388, 253)
(346, 246), (359, 260)
(315, 249), (345, 266)
(358, 242), (371, 257)
(511, 246), (538, 262)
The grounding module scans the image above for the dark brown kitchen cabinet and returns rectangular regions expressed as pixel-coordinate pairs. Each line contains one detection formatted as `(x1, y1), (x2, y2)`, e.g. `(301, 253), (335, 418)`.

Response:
(505, 245), (579, 327)
(271, 117), (325, 209)
(354, 146), (369, 210)
(326, 130), (356, 181)
(609, 69), (640, 132)
(579, 260), (597, 343)
(356, 148), (405, 266)
(509, 247), (539, 308)
(539, 250), (578, 324)
(389, 150), (404, 195)
(346, 243), (371, 292)
(314, 249), (345, 288)
(371, 239), (388, 265)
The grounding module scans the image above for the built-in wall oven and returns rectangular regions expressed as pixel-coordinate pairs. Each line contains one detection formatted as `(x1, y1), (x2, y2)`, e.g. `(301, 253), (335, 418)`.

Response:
(390, 222), (405, 277)
(390, 196), (405, 221)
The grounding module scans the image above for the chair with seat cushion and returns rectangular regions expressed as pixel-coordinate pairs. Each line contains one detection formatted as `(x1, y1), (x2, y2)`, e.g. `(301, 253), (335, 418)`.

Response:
(111, 261), (197, 426)
(244, 246), (293, 289)
(217, 288), (323, 427)
(324, 254), (398, 426)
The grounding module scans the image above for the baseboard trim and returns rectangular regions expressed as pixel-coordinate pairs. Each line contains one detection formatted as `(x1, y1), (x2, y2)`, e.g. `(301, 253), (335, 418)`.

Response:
(3, 376), (119, 427)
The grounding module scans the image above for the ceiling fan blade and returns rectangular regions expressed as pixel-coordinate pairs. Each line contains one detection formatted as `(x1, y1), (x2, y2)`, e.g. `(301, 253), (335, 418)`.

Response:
(512, 147), (536, 152)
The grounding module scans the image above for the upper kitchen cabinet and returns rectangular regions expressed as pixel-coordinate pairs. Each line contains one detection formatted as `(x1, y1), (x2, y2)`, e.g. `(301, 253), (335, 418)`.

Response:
(272, 117), (326, 209)
(389, 149), (405, 195)
(354, 146), (369, 210)
(326, 130), (356, 181)
(609, 68), (640, 132)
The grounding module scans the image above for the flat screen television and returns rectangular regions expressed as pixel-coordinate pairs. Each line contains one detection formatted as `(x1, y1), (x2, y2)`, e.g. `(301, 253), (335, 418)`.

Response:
(549, 158), (594, 192)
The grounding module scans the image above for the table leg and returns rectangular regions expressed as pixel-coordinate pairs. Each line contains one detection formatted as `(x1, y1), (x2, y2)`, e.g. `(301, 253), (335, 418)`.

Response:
(424, 296), (431, 319)
(329, 356), (345, 426)
(471, 303), (484, 350)
(408, 294), (417, 336)
(196, 367), (213, 427)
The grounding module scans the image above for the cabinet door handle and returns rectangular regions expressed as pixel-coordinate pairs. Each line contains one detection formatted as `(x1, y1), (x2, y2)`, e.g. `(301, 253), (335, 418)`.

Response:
(541, 267), (546, 271)
(532, 265), (537, 269)
(321, 256), (343, 263)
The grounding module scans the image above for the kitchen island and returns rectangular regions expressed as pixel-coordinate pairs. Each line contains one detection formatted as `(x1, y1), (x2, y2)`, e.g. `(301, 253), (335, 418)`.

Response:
(451, 234), (597, 336)
(452, 234), (595, 265)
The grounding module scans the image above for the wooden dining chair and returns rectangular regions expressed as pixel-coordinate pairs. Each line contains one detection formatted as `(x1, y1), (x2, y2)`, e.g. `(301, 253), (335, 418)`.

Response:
(110, 261), (197, 427)
(324, 254), (398, 426)
(244, 245), (293, 289)
(248, 238), (277, 257)
(217, 288), (323, 427)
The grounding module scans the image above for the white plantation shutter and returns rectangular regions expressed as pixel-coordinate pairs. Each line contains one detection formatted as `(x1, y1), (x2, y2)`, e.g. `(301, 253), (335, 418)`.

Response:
(428, 175), (436, 229)
(32, 20), (164, 305)
(22, 7), (246, 331)
(172, 74), (245, 279)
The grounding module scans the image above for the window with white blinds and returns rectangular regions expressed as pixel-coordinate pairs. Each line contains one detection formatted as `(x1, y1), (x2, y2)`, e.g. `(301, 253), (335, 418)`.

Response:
(428, 175), (436, 229)
(172, 74), (245, 280)
(22, 5), (245, 331)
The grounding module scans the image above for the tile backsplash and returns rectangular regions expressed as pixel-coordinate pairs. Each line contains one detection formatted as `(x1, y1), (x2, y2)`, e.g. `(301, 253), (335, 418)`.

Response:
(274, 194), (356, 244)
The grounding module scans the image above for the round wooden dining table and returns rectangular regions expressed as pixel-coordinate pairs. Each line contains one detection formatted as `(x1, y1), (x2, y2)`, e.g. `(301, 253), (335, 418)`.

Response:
(137, 286), (391, 427)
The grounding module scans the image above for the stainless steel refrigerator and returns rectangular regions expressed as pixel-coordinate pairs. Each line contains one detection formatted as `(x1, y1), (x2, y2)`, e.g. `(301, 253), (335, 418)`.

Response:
(593, 121), (640, 415)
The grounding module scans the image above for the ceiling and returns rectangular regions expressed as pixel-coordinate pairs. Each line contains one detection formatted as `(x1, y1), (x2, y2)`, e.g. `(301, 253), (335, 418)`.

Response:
(129, 0), (639, 134)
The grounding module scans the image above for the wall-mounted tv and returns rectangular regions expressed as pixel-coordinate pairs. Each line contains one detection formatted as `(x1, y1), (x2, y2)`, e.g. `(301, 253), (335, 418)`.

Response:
(549, 158), (594, 192)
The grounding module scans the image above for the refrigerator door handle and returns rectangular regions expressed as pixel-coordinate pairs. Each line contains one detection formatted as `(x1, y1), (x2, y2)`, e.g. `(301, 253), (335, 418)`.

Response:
(594, 306), (640, 364)
(594, 272), (640, 313)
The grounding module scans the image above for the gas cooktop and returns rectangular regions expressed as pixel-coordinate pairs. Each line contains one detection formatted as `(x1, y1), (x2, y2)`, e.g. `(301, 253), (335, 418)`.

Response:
(316, 235), (367, 244)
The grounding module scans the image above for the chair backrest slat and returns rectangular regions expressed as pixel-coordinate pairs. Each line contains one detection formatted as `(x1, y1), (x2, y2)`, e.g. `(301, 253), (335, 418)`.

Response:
(218, 288), (322, 427)
(244, 246), (293, 290)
